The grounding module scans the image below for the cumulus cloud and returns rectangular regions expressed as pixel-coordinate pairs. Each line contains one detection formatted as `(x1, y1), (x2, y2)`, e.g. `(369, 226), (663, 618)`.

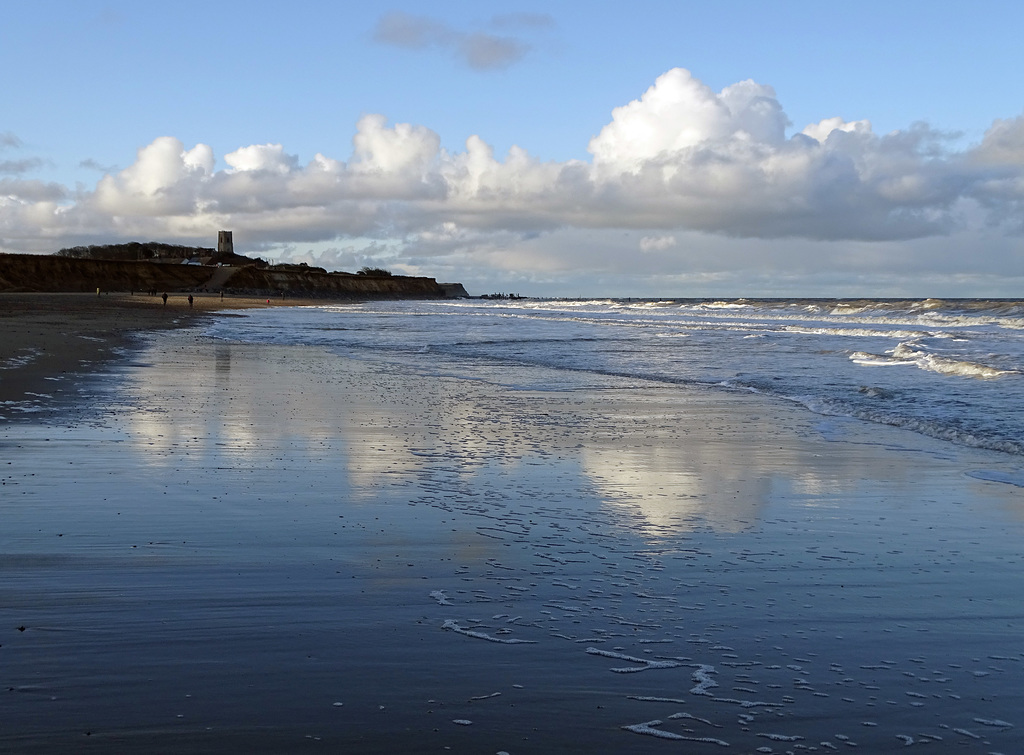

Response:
(90, 136), (213, 215)
(971, 115), (1024, 167)
(579, 69), (987, 240)
(801, 116), (872, 144)
(351, 114), (439, 178)
(224, 143), (296, 174)
(0, 178), (65, 202)
(3, 67), (1024, 293)
(373, 11), (544, 70)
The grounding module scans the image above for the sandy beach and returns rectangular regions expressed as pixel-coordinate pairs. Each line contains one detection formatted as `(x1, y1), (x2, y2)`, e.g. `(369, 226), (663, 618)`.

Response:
(2, 296), (1023, 753)
(0, 293), (336, 413)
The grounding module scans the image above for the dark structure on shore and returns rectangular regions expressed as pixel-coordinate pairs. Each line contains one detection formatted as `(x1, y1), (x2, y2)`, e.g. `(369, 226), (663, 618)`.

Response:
(217, 231), (234, 255)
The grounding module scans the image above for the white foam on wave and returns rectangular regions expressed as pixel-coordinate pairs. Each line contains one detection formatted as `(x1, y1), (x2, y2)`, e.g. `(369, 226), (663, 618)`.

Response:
(849, 352), (916, 367)
(850, 343), (1017, 379)
(622, 720), (730, 746)
(442, 619), (537, 644)
(916, 354), (1016, 379)
(757, 732), (804, 742)
(430, 590), (453, 605)
(628, 695), (689, 704)
(786, 325), (937, 340)
(974, 717), (1014, 728)
(691, 664), (719, 696)
(693, 301), (751, 310)
(586, 647), (684, 673)
(892, 342), (1017, 378)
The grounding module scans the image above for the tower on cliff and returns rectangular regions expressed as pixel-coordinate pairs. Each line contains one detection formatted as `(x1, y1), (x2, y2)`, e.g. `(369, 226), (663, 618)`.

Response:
(217, 231), (234, 255)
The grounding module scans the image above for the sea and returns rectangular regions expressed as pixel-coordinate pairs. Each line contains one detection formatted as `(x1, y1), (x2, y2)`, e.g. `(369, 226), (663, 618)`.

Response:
(205, 297), (1024, 460)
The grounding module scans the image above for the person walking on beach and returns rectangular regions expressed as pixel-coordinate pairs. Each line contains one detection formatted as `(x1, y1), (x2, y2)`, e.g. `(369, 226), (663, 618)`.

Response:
(188, 294), (194, 308)
(162, 292), (168, 306)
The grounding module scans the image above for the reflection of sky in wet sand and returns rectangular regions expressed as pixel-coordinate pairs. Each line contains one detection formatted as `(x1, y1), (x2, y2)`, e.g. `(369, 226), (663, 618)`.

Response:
(582, 445), (765, 534)
(114, 336), (1020, 536)
(6, 328), (1024, 751)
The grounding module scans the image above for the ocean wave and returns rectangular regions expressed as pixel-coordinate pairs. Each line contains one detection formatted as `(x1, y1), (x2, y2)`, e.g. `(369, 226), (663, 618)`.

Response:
(849, 344), (1018, 379)
(656, 306), (1017, 334)
(849, 352), (914, 367)
(889, 343), (1018, 379)
(838, 406), (1024, 456)
(691, 301), (752, 310)
(526, 299), (620, 309)
(791, 394), (1024, 456)
(783, 325), (937, 340)
(718, 377), (1024, 456)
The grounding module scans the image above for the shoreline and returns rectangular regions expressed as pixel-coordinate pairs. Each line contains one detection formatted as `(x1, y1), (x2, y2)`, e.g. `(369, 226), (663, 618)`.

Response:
(0, 292), (343, 411)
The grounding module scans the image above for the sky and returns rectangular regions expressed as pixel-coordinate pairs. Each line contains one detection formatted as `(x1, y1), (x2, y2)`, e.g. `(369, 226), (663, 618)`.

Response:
(2, 1), (1024, 297)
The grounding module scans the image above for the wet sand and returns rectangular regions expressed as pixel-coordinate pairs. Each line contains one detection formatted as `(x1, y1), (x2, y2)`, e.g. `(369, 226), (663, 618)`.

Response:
(0, 293), (340, 414)
(2, 302), (1023, 753)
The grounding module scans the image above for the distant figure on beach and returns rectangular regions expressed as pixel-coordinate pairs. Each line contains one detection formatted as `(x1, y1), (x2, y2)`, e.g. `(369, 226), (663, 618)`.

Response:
(188, 294), (194, 308)
(96, 287), (100, 297)
(162, 292), (168, 306)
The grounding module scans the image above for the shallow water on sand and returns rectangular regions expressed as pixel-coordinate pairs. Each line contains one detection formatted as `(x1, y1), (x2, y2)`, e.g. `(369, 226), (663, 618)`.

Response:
(2, 328), (1023, 753)
(205, 298), (1024, 457)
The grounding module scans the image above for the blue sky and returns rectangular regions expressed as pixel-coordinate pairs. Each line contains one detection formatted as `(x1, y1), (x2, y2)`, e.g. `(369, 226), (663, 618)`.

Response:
(3, 1), (1024, 296)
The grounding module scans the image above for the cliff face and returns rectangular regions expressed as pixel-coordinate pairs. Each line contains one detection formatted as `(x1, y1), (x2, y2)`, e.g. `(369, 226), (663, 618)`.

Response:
(438, 282), (470, 298)
(224, 266), (445, 298)
(0, 254), (213, 293)
(0, 254), (460, 299)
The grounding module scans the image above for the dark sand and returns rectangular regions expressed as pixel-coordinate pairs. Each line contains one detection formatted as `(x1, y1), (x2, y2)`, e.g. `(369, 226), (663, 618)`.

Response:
(2, 297), (1023, 753)
(0, 292), (336, 413)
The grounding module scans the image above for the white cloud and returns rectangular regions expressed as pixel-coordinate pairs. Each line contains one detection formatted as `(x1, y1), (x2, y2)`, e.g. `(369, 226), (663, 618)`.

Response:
(590, 69), (737, 170)
(351, 114), (439, 178)
(91, 136), (212, 215)
(3, 68), (1024, 294)
(971, 115), (1024, 166)
(801, 116), (872, 144)
(0, 178), (65, 202)
(224, 143), (294, 174)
